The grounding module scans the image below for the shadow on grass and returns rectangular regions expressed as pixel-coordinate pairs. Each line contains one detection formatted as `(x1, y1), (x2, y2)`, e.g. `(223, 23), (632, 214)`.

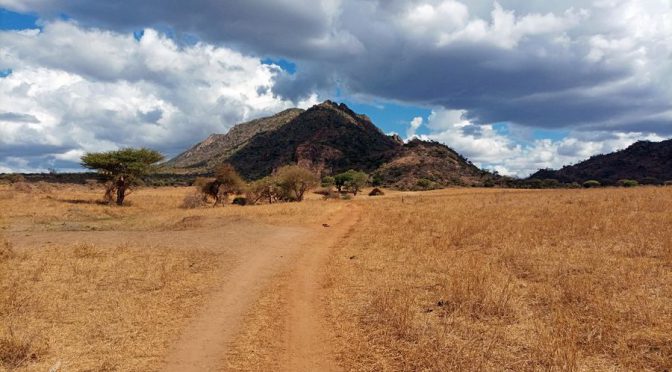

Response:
(48, 196), (109, 205)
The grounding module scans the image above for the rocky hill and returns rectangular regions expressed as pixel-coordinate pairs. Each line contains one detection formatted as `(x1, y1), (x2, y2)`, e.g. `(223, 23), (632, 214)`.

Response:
(530, 139), (672, 185)
(375, 139), (489, 189)
(167, 101), (494, 188)
(228, 101), (400, 179)
(166, 108), (304, 170)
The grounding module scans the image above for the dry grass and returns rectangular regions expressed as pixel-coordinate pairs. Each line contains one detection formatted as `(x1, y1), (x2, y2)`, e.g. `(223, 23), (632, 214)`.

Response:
(0, 183), (335, 371)
(0, 183), (345, 371)
(3, 183), (671, 370)
(0, 238), (223, 371)
(326, 188), (672, 371)
(0, 184), (338, 232)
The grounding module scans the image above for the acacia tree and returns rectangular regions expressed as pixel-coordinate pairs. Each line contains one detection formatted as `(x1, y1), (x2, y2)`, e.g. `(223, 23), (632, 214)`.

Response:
(334, 169), (369, 195)
(81, 148), (164, 205)
(275, 165), (318, 201)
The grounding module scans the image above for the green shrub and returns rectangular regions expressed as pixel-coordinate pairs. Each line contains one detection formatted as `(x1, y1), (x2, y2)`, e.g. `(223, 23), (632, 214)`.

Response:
(371, 175), (384, 187)
(321, 176), (335, 188)
(617, 179), (639, 188)
(639, 177), (660, 185)
(416, 178), (438, 190)
(582, 180), (601, 188)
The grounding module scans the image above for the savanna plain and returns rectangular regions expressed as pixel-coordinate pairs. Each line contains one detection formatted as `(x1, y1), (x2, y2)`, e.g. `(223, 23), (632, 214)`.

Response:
(1, 183), (671, 371)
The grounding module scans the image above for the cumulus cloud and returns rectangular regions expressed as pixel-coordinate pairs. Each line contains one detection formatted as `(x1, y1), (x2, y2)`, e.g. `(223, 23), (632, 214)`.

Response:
(0, 21), (309, 171)
(406, 116), (423, 139)
(2, 0), (669, 134)
(419, 108), (666, 177)
(1, 0), (670, 174)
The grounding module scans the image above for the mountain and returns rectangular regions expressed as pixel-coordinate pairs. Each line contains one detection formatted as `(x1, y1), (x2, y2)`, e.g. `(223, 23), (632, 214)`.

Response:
(166, 108), (304, 170)
(167, 101), (493, 188)
(228, 101), (400, 179)
(530, 139), (672, 185)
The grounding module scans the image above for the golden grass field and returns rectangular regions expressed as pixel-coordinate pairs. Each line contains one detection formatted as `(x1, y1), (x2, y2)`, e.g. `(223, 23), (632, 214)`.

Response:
(1, 183), (671, 371)
(326, 188), (672, 371)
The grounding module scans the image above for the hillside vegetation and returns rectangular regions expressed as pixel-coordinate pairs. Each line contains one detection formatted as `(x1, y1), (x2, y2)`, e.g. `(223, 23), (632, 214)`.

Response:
(531, 139), (672, 185)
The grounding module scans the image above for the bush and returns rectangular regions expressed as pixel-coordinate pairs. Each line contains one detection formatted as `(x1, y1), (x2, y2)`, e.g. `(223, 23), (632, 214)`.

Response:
(334, 170), (369, 195)
(617, 179), (639, 188)
(582, 180), (601, 188)
(639, 177), (660, 185)
(275, 165), (319, 201)
(321, 176), (335, 188)
(12, 182), (33, 193)
(313, 187), (332, 196)
(0, 239), (15, 260)
(371, 175), (384, 187)
(5, 174), (26, 184)
(196, 165), (246, 206)
(232, 196), (247, 206)
(180, 192), (207, 209)
(246, 176), (280, 204)
(417, 178), (434, 190)
(369, 187), (385, 196)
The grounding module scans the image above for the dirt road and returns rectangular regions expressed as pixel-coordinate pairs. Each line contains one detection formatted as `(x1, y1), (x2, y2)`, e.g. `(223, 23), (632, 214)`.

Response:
(9, 203), (359, 371)
(162, 204), (358, 371)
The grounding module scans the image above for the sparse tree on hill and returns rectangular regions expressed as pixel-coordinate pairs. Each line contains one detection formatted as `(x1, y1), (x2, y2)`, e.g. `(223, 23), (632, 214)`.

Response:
(81, 148), (164, 205)
(275, 165), (319, 202)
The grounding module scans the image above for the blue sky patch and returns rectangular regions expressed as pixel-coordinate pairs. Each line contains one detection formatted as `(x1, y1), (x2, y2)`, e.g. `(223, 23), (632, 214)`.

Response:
(133, 30), (144, 41)
(341, 99), (432, 136)
(262, 58), (297, 74)
(0, 68), (12, 78)
(0, 8), (39, 30)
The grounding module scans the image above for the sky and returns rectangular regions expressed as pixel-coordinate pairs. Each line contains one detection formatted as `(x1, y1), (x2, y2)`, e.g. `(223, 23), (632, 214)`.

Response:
(0, 1), (670, 177)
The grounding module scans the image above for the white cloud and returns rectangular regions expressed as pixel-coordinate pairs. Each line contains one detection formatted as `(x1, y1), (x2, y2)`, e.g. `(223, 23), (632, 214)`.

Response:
(0, 21), (310, 171)
(420, 108), (667, 177)
(406, 116), (423, 139)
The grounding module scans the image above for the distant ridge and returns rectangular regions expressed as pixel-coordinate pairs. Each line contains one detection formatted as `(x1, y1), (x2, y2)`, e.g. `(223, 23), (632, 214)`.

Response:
(530, 139), (672, 185)
(167, 101), (495, 189)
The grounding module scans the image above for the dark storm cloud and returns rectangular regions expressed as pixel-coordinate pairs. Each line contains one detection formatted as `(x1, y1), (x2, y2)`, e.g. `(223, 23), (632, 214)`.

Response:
(10, 0), (667, 134)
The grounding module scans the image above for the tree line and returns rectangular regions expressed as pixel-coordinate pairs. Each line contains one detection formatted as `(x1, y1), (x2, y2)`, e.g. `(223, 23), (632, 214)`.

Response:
(80, 147), (374, 206)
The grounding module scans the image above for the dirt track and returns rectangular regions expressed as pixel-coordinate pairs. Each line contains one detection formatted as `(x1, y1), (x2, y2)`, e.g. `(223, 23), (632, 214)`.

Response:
(8, 204), (358, 371)
(163, 205), (357, 371)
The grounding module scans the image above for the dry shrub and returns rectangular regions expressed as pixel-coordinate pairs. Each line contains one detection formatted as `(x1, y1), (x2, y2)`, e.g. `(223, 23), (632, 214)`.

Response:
(0, 333), (37, 369)
(180, 191), (207, 209)
(0, 239), (14, 261)
(12, 182), (33, 193)
(34, 181), (54, 193)
(326, 188), (672, 371)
